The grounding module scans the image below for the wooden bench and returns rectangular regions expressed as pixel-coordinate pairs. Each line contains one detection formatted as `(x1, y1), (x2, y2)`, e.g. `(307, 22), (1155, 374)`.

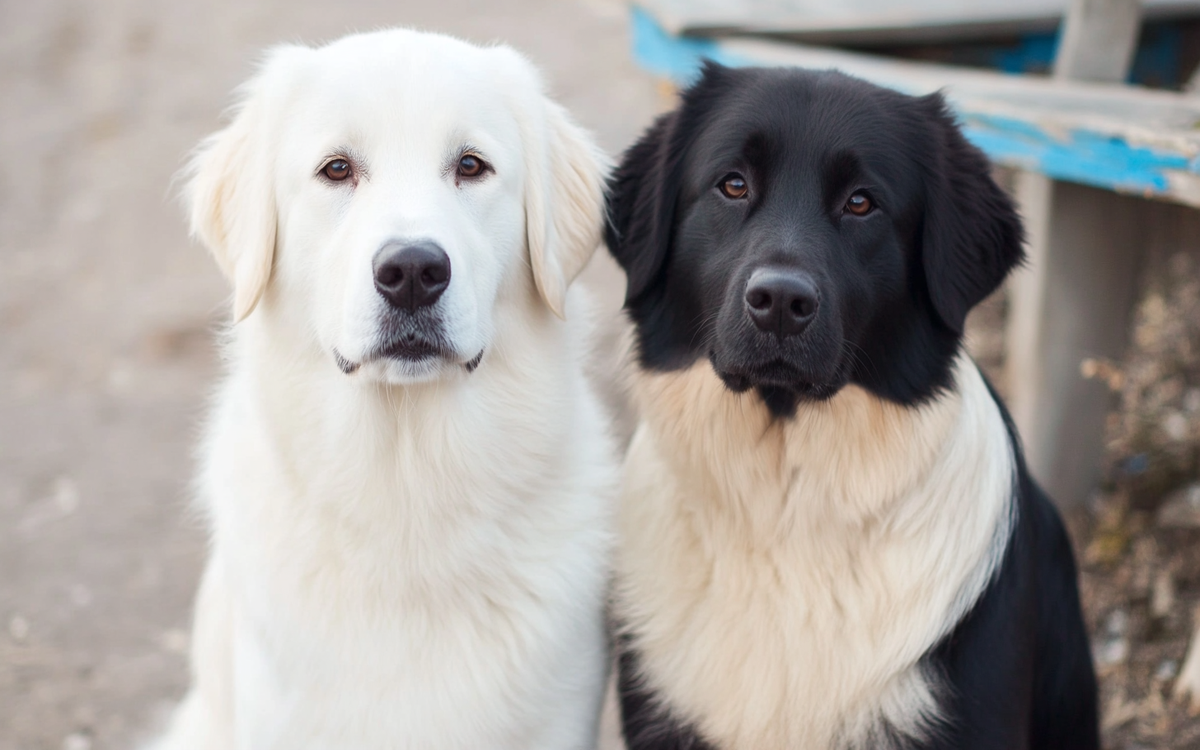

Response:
(628, 0), (1200, 509)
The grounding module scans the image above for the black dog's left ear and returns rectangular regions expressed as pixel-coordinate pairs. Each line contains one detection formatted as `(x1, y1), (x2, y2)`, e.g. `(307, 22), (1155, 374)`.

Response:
(918, 93), (1025, 333)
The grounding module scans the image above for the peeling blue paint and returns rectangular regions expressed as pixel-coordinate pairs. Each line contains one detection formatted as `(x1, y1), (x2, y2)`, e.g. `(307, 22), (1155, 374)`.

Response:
(961, 113), (1194, 193)
(963, 127), (1168, 193)
(628, 5), (1196, 200)
(630, 5), (749, 83)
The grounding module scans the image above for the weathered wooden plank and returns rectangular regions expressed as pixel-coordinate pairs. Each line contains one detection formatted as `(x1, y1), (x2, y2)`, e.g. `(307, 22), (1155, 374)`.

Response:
(643, 0), (1200, 44)
(631, 6), (1200, 207)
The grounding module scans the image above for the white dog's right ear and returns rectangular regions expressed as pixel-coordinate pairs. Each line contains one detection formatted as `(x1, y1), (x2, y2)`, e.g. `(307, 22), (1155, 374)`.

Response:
(184, 46), (306, 323)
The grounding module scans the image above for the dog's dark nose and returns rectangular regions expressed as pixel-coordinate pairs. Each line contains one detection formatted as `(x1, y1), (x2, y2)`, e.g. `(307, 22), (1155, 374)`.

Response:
(745, 269), (819, 337)
(372, 241), (451, 311)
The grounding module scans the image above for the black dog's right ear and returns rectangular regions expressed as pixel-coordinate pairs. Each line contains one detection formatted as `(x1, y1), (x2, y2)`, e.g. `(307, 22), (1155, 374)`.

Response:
(917, 93), (1025, 334)
(606, 61), (731, 303)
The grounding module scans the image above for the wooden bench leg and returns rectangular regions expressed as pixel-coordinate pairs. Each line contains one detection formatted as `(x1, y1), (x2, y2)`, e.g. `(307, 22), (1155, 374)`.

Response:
(1053, 0), (1141, 82)
(1006, 172), (1144, 506)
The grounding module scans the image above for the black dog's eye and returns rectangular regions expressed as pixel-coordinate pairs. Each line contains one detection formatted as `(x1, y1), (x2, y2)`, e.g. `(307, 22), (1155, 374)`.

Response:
(719, 173), (749, 200)
(457, 153), (488, 179)
(322, 158), (352, 182)
(845, 191), (873, 216)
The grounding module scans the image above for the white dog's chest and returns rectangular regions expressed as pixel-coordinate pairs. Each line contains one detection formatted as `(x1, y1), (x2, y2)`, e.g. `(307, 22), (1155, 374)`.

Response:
(228, 572), (594, 750)
(193, 370), (613, 750)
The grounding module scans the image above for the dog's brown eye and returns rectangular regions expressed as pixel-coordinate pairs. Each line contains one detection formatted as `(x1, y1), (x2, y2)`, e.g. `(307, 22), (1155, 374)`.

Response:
(719, 174), (748, 200)
(458, 154), (486, 179)
(323, 159), (351, 182)
(845, 192), (873, 216)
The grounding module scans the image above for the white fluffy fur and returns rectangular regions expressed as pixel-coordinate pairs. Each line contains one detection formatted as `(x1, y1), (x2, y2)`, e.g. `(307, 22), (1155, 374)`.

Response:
(152, 29), (616, 750)
(614, 356), (1015, 749)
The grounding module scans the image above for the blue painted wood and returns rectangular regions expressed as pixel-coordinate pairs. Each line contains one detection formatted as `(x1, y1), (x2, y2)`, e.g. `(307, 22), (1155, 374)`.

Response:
(631, 5), (749, 82)
(629, 5), (1200, 206)
(963, 24), (1180, 86)
(962, 117), (1187, 193)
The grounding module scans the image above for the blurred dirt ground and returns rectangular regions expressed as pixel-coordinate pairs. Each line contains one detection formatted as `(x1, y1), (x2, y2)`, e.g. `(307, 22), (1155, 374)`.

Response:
(5, 2), (1200, 749)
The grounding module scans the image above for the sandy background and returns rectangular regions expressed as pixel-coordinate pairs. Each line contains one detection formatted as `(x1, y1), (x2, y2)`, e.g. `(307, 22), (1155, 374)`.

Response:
(0, 1), (658, 747)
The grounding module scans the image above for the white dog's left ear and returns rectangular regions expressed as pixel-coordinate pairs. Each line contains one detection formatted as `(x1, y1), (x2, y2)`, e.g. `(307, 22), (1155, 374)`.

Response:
(524, 100), (609, 319)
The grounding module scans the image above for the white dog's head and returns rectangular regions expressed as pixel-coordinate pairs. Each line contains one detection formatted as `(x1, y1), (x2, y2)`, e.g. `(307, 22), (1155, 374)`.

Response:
(185, 30), (607, 384)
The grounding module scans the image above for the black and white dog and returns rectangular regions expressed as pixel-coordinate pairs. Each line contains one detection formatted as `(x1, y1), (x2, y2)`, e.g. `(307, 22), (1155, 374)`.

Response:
(605, 63), (1098, 750)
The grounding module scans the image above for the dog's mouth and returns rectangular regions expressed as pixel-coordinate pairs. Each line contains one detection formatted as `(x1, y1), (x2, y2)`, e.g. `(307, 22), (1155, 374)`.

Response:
(711, 352), (848, 412)
(332, 338), (484, 376)
(376, 334), (449, 363)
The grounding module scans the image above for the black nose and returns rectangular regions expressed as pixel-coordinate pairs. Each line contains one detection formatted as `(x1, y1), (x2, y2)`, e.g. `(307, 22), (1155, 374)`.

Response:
(745, 268), (819, 337)
(372, 241), (451, 311)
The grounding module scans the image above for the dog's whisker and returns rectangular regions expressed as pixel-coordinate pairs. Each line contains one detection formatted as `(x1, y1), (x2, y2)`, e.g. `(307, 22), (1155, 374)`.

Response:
(464, 350), (484, 372)
(333, 348), (360, 374)
(685, 310), (723, 352)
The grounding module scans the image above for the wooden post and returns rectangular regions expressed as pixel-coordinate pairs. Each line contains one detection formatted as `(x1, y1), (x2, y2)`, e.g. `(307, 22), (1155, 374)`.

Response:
(1053, 0), (1142, 82)
(1008, 178), (1143, 504)
(1006, 0), (1144, 506)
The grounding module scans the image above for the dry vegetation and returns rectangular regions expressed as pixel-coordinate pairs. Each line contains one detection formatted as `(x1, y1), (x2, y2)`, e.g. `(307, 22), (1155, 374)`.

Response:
(967, 251), (1200, 749)
(1079, 252), (1200, 749)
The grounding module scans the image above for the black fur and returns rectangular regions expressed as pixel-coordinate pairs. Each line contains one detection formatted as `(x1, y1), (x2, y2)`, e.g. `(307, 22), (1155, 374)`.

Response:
(606, 64), (1097, 749)
(618, 646), (718, 750)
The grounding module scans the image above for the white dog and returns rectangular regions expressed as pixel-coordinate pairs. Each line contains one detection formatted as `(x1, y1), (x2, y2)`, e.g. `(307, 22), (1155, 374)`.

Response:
(152, 29), (616, 750)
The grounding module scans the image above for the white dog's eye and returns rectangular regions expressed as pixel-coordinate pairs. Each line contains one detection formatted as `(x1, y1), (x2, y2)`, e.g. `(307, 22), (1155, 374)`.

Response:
(322, 159), (352, 182)
(457, 153), (488, 180)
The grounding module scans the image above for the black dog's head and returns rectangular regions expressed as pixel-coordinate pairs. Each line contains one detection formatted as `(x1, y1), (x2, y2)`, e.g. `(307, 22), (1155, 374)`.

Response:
(606, 64), (1024, 417)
